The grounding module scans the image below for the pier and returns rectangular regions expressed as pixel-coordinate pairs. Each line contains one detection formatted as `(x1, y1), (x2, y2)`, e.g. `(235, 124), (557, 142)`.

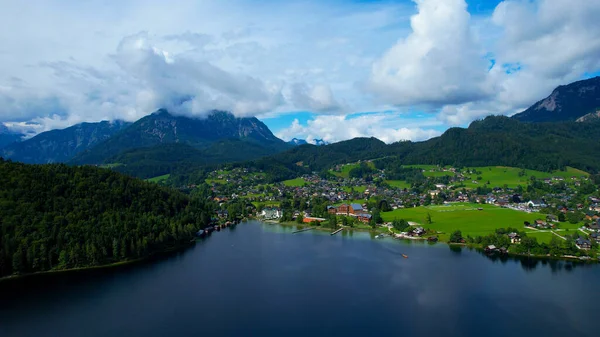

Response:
(292, 227), (315, 234)
(330, 228), (343, 236)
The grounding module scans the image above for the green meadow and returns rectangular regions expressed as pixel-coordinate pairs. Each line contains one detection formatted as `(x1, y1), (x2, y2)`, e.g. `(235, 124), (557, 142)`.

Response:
(460, 166), (588, 188)
(205, 178), (227, 185)
(343, 185), (368, 193)
(385, 180), (411, 189)
(283, 177), (307, 187)
(381, 203), (539, 239)
(146, 174), (170, 183)
(391, 165), (589, 189)
(331, 162), (376, 178)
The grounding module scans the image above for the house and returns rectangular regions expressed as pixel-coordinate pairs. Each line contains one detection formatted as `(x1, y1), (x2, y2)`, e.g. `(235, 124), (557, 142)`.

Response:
(546, 214), (558, 222)
(485, 245), (498, 253)
(575, 238), (592, 250)
(303, 216), (326, 224)
(534, 219), (549, 228)
(410, 227), (425, 237)
(356, 213), (372, 223)
(527, 200), (546, 208)
(261, 208), (282, 219)
(508, 232), (521, 243)
(350, 203), (363, 214)
(590, 232), (600, 243)
(327, 206), (337, 214)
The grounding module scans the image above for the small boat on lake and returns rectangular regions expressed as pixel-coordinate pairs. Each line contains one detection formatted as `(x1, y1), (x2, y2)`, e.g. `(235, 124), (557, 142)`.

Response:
(402, 254), (408, 258)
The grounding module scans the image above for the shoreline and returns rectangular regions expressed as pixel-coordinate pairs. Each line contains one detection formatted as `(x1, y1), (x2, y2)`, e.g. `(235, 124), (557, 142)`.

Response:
(0, 240), (197, 283)
(264, 219), (598, 263)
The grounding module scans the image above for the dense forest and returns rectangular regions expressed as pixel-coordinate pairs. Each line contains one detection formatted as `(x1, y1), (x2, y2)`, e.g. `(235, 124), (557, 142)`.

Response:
(0, 159), (213, 278)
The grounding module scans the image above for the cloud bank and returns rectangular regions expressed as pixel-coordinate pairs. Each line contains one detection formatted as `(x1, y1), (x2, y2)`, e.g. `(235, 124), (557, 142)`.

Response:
(0, 0), (599, 142)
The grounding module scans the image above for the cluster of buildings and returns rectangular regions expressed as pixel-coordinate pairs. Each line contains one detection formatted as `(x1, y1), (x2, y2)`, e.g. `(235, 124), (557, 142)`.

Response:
(327, 203), (372, 223)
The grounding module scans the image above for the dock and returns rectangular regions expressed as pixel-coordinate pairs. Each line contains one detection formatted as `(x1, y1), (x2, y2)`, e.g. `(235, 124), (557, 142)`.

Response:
(292, 227), (315, 234)
(330, 228), (343, 236)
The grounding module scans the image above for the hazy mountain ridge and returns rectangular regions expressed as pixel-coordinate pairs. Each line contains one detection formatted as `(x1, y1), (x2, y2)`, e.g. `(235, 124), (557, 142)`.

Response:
(1, 120), (131, 164)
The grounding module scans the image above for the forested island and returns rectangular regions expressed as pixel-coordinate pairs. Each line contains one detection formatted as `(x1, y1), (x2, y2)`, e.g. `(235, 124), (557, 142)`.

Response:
(0, 158), (214, 278)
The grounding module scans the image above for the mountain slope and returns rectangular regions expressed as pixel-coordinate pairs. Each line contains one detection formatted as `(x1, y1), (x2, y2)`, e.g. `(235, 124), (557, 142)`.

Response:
(229, 116), (600, 183)
(71, 109), (289, 165)
(1, 120), (131, 164)
(512, 76), (600, 122)
(105, 139), (286, 179)
(0, 124), (23, 149)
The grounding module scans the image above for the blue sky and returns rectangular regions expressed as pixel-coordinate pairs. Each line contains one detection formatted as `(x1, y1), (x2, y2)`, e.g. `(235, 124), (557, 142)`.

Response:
(1, 0), (600, 142)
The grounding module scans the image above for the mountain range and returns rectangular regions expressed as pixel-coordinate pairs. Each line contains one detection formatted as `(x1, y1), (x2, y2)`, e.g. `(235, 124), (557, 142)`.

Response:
(512, 76), (600, 122)
(2, 76), (600, 180)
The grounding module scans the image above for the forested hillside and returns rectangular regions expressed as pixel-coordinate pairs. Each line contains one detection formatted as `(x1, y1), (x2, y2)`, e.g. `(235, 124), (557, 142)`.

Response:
(0, 159), (213, 278)
(203, 116), (600, 184)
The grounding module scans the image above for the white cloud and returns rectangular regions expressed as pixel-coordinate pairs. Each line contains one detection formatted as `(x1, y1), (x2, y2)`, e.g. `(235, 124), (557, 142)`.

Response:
(1, 0), (600, 139)
(276, 114), (441, 144)
(0, 0), (411, 134)
(367, 0), (493, 107)
(436, 0), (600, 125)
(289, 83), (344, 113)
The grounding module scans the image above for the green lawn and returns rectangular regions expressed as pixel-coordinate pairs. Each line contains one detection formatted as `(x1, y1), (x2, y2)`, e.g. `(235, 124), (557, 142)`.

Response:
(252, 201), (281, 208)
(525, 231), (557, 244)
(205, 179), (227, 185)
(283, 177), (307, 187)
(332, 162), (376, 178)
(400, 165), (589, 189)
(385, 180), (411, 189)
(460, 166), (588, 188)
(343, 185), (367, 193)
(381, 203), (537, 238)
(146, 174), (170, 183)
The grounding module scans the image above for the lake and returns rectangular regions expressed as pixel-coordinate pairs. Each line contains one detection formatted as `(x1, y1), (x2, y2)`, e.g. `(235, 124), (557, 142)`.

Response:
(0, 221), (597, 337)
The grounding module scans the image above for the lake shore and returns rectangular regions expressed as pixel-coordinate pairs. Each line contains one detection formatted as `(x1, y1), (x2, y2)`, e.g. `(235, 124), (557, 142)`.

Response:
(0, 240), (197, 283)
(264, 219), (598, 263)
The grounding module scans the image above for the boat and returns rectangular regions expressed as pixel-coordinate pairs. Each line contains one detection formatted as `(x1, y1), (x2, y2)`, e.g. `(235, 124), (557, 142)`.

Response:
(402, 254), (408, 258)
(375, 234), (385, 239)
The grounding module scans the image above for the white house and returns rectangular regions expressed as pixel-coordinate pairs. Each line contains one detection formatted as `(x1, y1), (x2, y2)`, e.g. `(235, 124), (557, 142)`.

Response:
(261, 208), (282, 219)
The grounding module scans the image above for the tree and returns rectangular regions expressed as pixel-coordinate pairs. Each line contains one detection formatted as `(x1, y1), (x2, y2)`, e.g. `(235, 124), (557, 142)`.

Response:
(449, 230), (463, 243)
(558, 212), (566, 222)
(426, 212), (432, 224)
(296, 214), (304, 224)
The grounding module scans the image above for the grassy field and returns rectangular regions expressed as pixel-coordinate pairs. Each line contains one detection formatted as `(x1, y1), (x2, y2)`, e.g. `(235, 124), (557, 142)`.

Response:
(460, 166), (588, 188)
(385, 180), (411, 189)
(343, 185), (368, 193)
(399, 165), (589, 189)
(205, 179), (227, 185)
(146, 174), (170, 183)
(283, 177), (307, 187)
(252, 201), (281, 208)
(331, 162), (376, 178)
(381, 203), (538, 238)
(525, 231), (556, 244)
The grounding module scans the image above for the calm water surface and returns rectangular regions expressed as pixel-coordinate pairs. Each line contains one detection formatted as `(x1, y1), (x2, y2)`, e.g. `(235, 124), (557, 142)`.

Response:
(0, 221), (597, 337)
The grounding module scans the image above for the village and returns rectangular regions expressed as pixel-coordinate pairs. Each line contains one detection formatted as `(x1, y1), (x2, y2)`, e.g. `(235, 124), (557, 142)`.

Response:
(203, 163), (600, 257)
